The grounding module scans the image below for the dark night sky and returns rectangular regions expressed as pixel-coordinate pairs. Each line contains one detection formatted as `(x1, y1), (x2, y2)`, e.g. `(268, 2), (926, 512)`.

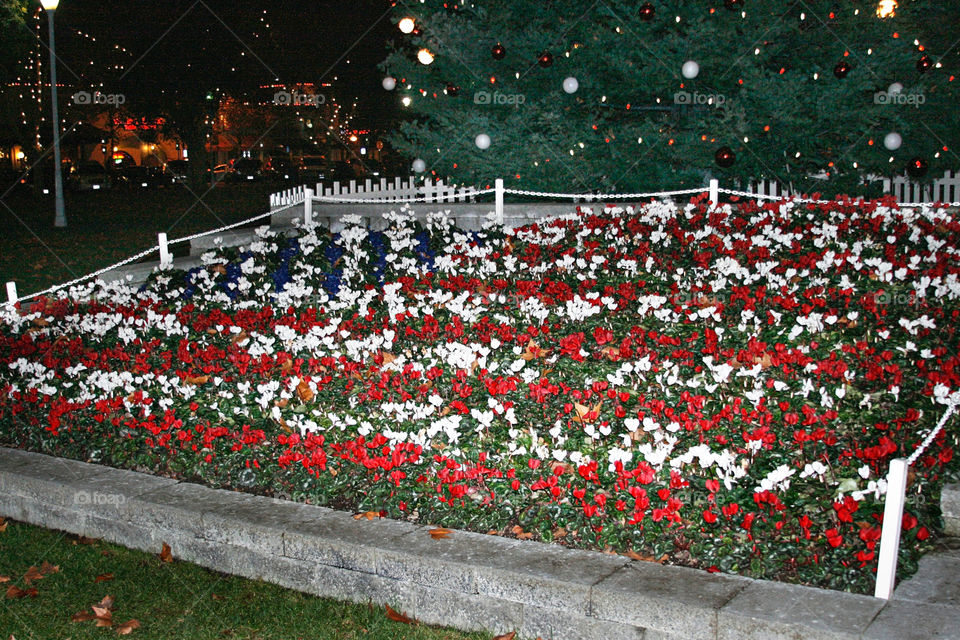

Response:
(45, 0), (397, 127)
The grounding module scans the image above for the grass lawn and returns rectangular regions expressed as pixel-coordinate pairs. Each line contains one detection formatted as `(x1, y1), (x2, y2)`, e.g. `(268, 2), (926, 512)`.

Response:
(0, 518), (488, 640)
(0, 182), (279, 297)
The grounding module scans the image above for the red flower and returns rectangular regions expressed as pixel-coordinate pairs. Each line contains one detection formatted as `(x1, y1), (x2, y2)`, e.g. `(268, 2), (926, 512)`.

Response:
(703, 510), (717, 524)
(916, 527), (930, 541)
(826, 528), (843, 548)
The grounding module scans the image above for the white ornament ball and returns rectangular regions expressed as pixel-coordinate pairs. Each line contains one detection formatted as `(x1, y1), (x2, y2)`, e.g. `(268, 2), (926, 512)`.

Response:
(412, 158), (426, 173)
(888, 82), (904, 95)
(682, 60), (700, 79)
(884, 132), (903, 151)
(562, 77), (579, 94)
(382, 76), (397, 91)
(475, 133), (491, 150)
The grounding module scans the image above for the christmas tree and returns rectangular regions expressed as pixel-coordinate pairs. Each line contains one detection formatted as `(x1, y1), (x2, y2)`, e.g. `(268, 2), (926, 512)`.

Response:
(380, 1), (958, 197)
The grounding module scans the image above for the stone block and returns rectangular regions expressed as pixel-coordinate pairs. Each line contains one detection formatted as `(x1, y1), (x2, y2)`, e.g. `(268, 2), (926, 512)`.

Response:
(718, 580), (883, 640)
(893, 553), (960, 606)
(520, 604), (644, 640)
(591, 561), (750, 640)
(376, 527), (526, 594)
(862, 600), (960, 640)
(474, 542), (628, 616)
(404, 583), (523, 637)
(941, 483), (960, 536)
(281, 509), (418, 573)
(198, 489), (324, 557)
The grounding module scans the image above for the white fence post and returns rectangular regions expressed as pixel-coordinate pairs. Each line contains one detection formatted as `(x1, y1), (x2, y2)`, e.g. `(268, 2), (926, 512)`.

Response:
(5, 281), (17, 305)
(495, 178), (504, 225)
(303, 187), (314, 226)
(875, 458), (909, 599)
(158, 233), (170, 266)
(709, 179), (719, 208)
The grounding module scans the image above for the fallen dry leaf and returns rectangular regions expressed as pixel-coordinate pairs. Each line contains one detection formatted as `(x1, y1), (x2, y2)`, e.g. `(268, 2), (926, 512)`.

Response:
(72, 611), (96, 622)
(0, 576), (9, 583)
(5, 585), (38, 599)
(211, 593), (224, 601)
(94, 573), (114, 584)
(385, 605), (415, 625)
(159, 542), (173, 563)
(625, 550), (657, 562)
(492, 632), (517, 640)
(231, 330), (249, 345)
(93, 608), (113, 627)
(571, 401), (602, 425)
(98, 595), (115, 610)
(428, 528), (453, 539)
(296, 379), (314, 403)
(184, 375), (209, 386)
(0, 518), (6, 533)
(520, 340), (550, 362)
(353, 511), (380, 521)
(510, 525), (533, 541)
(117, 619), (140, 635)
(75, 535), (100, 545)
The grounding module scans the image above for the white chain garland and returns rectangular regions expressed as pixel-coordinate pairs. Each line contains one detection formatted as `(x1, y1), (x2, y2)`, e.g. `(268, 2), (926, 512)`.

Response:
(906, 401), (958, 467)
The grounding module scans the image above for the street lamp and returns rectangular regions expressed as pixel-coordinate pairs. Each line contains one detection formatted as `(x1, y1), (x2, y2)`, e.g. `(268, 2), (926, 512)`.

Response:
(41, 0), (66, 228)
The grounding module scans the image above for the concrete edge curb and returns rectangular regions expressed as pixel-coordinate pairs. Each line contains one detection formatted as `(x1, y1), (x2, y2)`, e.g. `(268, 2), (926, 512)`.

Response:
(0, 446), (951, 640)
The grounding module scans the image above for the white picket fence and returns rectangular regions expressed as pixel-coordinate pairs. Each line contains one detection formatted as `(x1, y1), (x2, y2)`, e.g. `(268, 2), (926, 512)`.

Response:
(269, 177), (480, 211)
(272, 172), (960, 213)
(743, 171), (960, 204)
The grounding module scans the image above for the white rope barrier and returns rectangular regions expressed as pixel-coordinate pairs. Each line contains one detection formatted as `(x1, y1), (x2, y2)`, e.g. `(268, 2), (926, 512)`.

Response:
(503, 187), (705, 200)
(6, 179), (956, 309)
(874, 400), (958, 599)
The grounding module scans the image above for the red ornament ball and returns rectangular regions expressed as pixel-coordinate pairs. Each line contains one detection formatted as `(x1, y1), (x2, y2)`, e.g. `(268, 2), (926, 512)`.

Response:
(715, 147), (736, 168)
(907, 157), (928, 178)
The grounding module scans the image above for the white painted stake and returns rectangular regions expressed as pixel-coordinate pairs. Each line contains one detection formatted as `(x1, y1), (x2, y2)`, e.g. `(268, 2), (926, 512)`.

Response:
(874, 458), (909, 599)
(158, 233), (170, 266)
(5, 281), (17, 305)
(709, 179), (719, 208)
(304, 187), (314, 226)
(495, 178), (504, 225)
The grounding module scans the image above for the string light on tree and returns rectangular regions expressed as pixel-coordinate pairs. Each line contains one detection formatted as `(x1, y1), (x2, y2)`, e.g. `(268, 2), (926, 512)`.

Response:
(491, 43), (506, 60)
(638, 3), (655, 21)
(417, 49), (435, 65)
(399, 17), (416, 34)
(538, 52), (553, 67)
(876, 0), (897, 18)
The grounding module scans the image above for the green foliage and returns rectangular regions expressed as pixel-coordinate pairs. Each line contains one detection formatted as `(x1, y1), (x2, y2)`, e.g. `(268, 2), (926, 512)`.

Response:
(381, 0), (958, 196)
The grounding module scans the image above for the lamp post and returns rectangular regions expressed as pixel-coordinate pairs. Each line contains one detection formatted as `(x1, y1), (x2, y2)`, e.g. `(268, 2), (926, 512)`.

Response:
(41, 0), (66, 228)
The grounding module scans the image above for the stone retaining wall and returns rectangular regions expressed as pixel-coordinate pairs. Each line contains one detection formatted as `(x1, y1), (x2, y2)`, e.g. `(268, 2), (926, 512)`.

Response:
(0, 447), (950, 640)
